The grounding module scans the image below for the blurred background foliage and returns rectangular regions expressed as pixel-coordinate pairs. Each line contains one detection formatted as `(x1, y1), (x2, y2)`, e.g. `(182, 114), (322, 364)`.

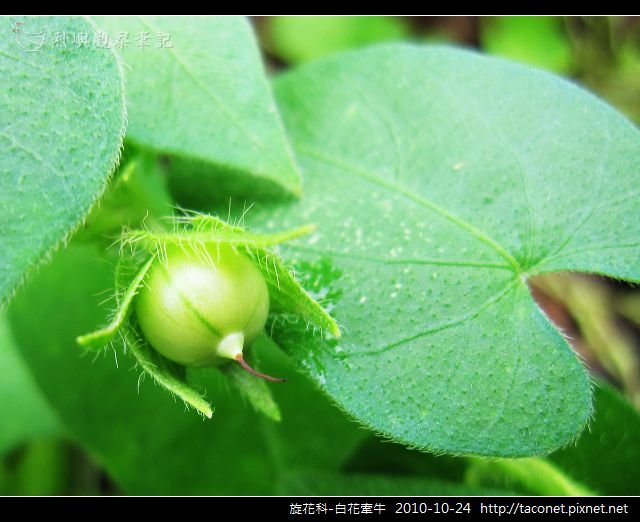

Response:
(1, 16), (639, 495)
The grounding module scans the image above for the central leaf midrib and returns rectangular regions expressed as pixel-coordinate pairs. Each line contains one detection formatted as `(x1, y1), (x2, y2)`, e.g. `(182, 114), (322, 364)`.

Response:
(298, 145), (521, 273)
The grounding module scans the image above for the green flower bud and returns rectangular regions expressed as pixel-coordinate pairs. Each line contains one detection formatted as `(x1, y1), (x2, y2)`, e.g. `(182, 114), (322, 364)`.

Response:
(135, 243), (283, 381)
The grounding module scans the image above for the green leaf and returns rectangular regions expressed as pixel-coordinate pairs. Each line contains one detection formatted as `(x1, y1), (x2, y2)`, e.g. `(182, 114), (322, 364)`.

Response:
(481, 16), (573, 73)
(0, 15), (126, 307)
(93, 16), (301, 197)
(550, 383), (640, 495)
(243, 44), (640, 456)
(220, 354), (281, 422)
(122, 215), (315, 251)
(127, 328), (213, 419)
(0, 316), (62, 455)
(265, 16), (410, 65)
(249, 246), (342, 339)
(76, 255), (155, 350)
(7, 244), (365, 493)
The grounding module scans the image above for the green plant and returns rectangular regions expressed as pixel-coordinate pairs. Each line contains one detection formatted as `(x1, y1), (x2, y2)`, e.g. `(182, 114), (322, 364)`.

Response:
(76, 212), (339, 417)
(1, 15), (639, 495)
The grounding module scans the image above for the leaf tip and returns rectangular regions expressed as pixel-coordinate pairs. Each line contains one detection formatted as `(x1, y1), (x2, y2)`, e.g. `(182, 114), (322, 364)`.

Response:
(76, 329), (110, 351)
(76, 332), (96, 349)
(291, 184), (303, 199)
(304, 223), (318, 234)
(269, 410), (282, 423)
(331, 323), (342, 339)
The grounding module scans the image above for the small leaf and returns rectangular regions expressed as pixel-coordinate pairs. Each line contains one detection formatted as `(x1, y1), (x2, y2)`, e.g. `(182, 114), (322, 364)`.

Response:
(121, 218), (314, 252)
(248, 247), (341, 339)
(221, 355), (281, 422)
(93, 16), (301, 197)
(0, 15), (126, 307)
(77, 255), (155, 350)
(127, 328), (213, 419)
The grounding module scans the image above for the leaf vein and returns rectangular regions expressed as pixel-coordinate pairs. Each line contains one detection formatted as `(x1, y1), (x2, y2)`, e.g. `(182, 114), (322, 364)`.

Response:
(136, 16), (265, 154)
(298, 145), (520, 272)
(287, 244), (513, 270)
(348, 278), (519, 357)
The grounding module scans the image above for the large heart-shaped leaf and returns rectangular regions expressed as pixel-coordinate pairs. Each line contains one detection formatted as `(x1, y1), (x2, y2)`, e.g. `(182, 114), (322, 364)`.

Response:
(0, 15), (126, 306)
(94, 16), (301, 198)
(243, 44), (640, 456)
